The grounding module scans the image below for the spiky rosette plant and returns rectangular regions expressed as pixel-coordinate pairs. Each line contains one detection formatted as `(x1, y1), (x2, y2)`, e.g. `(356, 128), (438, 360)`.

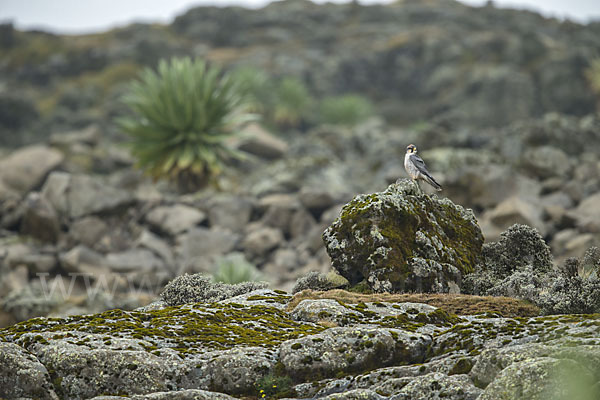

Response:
(118, 57), (252, 192)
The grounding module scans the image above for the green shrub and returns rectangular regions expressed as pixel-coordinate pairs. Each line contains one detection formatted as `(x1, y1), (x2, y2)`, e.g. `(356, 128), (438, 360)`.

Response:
(273, 77), (311, 127)
(319, 94), (373, 126)
(586, 58), (600, 95)
(254, 372), (294, 399)
(118, 57), (251, 192)
(212, 253), (262, 284)
(230, 66), (273, 114)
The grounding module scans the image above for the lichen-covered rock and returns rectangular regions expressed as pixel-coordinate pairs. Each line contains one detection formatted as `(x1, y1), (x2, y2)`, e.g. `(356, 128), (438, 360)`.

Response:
(317, 388), (387, 400)
(32, 341), (176, 399)
(279, 326), (431, 380)
(389, 372), (482, 400)
(200, 347), (278, 394)
(90, 389), (237, 399)
(478, 357), (599, 400)
(469, 344), (555, 388)
(6, 286), (600, 399)
(0, 342), (58, 399)
(323, 180), (483, 293)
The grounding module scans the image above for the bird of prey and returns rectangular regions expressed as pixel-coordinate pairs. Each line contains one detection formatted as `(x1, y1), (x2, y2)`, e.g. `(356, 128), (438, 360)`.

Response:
(403, 144), (442, 192)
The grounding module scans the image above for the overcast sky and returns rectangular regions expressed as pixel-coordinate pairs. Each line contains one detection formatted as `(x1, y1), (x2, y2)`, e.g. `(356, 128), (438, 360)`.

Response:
(0, 0), (598, 34)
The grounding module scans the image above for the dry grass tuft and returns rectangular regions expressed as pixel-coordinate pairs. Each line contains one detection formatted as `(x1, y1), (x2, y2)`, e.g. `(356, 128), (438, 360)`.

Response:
(287, 289), (539, 318)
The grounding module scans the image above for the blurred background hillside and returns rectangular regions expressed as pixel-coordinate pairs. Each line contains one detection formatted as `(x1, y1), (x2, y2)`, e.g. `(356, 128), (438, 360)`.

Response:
(0, 0), (599, 326)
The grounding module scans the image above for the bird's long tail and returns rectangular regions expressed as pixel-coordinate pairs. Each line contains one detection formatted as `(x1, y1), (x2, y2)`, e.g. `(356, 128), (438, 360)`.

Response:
(424, 174), (442, 191)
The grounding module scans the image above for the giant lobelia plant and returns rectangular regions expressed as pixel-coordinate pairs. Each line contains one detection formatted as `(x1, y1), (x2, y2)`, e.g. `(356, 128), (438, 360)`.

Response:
(118, 57), (253, 192)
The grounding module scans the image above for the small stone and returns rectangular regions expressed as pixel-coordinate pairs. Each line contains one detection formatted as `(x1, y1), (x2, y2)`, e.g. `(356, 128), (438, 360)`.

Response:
(242, 226), (284, 258)
(145, 204), (206, 236)
(20, 192), (61, 243)
(0, 145), (63, 197)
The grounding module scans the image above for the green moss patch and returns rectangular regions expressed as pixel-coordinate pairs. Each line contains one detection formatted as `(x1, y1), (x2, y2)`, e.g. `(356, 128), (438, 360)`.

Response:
(0, 303), (325, 357)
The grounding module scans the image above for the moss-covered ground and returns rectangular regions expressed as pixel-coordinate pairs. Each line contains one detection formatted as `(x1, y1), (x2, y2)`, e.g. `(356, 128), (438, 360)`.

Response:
(0, 301), (324, 357)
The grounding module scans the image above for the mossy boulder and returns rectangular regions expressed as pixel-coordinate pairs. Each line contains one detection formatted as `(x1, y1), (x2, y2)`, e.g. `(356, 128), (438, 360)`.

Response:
(322, 180), (483, 293)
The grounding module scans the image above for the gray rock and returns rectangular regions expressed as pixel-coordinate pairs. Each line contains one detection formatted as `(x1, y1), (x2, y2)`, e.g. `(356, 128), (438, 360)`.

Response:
(0, 341), (58, 400)
(0, 263), (29, 304)
(571, 192), (600, 233)
(136, 229), (175, 270)
(242, 226), (284, 258)
(145, 204), (206, 236)
(60, 244), (106, 274)
(206, 195), (254, 232)
(49, 124), (101, 147)
(291, 299), (356, 325)
(478, 357), (598, 400)
(470, 344), (554, 388)
(32, 341), (178, 399)
(20, 192), (61, 243)
(318, 389), (386, 400)
(42, 172), (134, 220)
(279, 326), (430, 380)
(106, 248), (165, 273)
(299, 187), (340, 217)
(39, 171), (71, 220)
(1, 279), (62, 321)
(389, 372), (482, 400)
(320, 204), (345, 225)
(68, 216), (109, 248)
(9, 250), (57, 274)
(201, 347), (277, 394)
(520, 146), (571, 179)
(445, 163), (541, 211)
(235, 122), (288, 159)
(323, 180), (483, 292)
(91, 389), (237, 399)
(289, 207), (317, 239)
(0, 145), (63, 197)
(177, 227), (240, 272)
(259, 194), (300, 236)
(271, 247), (300, 271)
(483, 195), (546, 236)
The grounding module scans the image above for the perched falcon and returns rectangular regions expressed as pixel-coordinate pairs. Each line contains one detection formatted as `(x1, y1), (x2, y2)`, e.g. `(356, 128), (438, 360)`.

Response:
(403, 144), (442, 191)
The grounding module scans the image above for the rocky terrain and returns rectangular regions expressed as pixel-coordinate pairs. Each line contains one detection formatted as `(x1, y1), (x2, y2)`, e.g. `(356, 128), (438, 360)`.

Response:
(2, 283), (600, 399)
(1, 0), (600, 397)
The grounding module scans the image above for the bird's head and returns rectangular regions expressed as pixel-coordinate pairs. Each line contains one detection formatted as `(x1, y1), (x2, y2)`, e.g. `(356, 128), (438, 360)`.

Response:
(406, 144), (417, 154)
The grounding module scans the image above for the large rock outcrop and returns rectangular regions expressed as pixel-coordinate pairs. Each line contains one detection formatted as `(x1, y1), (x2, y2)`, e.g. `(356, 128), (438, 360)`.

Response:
(323, 180), (484, 293)
(2, 287), (600, 399)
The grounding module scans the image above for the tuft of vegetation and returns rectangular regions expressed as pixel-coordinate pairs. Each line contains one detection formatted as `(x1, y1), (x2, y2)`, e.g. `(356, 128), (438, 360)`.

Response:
(254, 371), (294, 399)
(586, 58), (600, 100)
(231, 66), (273, 114)
(464, 224), (600, 315)
(483, 224), (553, 278)
(118, 57), (253, 192)
(536, 249), (600, 315)
(462, 224), (552, 304)
(160, 273), (267, 306)
(272, 77), (311, 128)
(287, 289), (539, 317)
(319, 94), (373, 126)
(212, 253), (262, 284)
(292, 271), (349, 294)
